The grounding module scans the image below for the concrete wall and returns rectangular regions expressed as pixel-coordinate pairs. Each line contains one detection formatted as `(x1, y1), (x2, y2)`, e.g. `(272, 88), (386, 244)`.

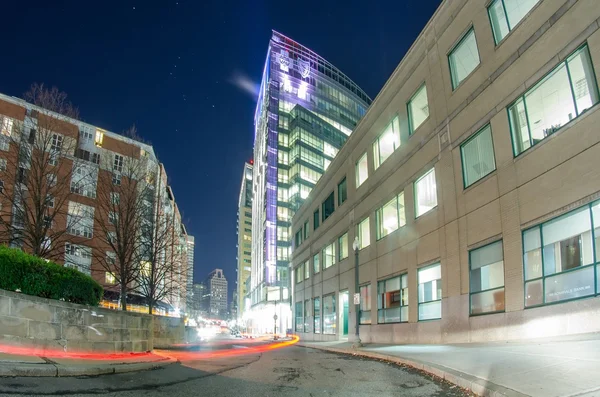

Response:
(0, 289), (153, 353)
(152, 315), (185, 348)
(292, 0), (600, 344)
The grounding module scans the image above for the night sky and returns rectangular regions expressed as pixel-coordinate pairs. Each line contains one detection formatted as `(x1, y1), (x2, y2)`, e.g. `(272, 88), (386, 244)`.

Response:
(0, 0), (440, 303)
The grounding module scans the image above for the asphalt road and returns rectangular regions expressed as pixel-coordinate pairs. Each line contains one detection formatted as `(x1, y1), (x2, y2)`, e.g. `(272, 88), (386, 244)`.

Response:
(0, 343), (472, 397)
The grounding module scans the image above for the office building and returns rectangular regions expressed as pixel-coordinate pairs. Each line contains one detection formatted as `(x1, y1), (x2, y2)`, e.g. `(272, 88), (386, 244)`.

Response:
(292, 0), (600, 343)
(236, 162), (253, 322)
(205, 268), (228, 319)
(186, 235), (195, 312)
(0, 92), (189, 314)
(250, 31), (372, 334)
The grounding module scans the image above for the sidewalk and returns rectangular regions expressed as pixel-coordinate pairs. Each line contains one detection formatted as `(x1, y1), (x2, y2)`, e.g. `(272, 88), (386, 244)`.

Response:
(298, 333), (600, 397)
(0, 349), (176, 377)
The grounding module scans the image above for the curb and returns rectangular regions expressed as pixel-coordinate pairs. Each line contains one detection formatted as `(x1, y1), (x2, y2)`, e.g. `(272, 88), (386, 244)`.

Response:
(0, 357), (177, 377)
(297, 343), (529, 397)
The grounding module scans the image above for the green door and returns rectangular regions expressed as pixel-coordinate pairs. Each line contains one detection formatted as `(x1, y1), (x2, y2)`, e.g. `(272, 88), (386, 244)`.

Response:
(343, 292), (349, 335)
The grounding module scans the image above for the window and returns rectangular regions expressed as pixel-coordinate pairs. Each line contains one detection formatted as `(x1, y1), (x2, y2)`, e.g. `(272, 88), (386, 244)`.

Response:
(449, 28), (480, 90)
(323, 243), (335, 269)
(67, 201), (94, 238)
(113, 154), (124, 173)
(524, 202), (600, 308)
(470, 241), (505, 315)
(407, 85), (429, 134)
(337, 177), (347, 206)
(376, 192), (406, 240)
(357, 217), (370, 249)
(508, 45), (599, 156)
(415, 168), (437, 217)
(278, 150), (289, 165)
(304, 300), (312, 333)
(28, 129), (36, 144)
(101, 270), (117, 286)
(295, 302), (304, 332)
(373, 116), (401, 168)
(107, 231), (116, 244)
(112, 173), (121, 185)
(277, 206), (290, 222)
(303, 220), (309, 240)
(313, 253), (320, 274)
(304, 259), (310, 279)
(355, 153), (368, 188)
(313, 209), (320, 230)
(314, 297), (321, 334)
(322, 294), (336, 334)
(0, 180), (4, 194)
(461, 124), (496, 188)
(111, 192), (120, 205)
(64, 243), (92, 275)
(489, 0), (540, 44)
(80, 127), (93, 142)
(109, 211), (118, 225)
(294, 230), (302, 247)
(0, 136), (9, 151)
(70, 162), (98, 199)
(292, 259), (300, 278)
(76, 149), (100, 164)
(46, 195), (54, 208)
(95, 130), (104, 146)
(377, 274), (408, 323)
(106, 251), (116, 265)
(51, 134), (63, 152)
(46, 173), (56, 188)
(0, 158), (6, 172)
(359, 285), (372, 324)
(0, 117), (13, 136)
(321, 192), (335, 222)
(418, 263), (442, 320)
(338, 233), (348, 261)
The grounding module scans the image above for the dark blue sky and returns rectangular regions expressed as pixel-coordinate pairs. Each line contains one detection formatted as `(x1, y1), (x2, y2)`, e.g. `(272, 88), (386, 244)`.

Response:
(0, 0), (440, 301)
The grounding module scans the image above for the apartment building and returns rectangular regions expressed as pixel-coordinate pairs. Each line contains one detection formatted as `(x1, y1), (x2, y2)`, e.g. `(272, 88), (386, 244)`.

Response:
(291, 0), (600, 343)
(0, 92), (189, 313)
(235, 162), (253, 321)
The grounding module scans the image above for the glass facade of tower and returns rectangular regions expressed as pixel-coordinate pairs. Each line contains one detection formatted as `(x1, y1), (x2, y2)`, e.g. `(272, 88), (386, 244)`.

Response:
(250, 31), (371, 334)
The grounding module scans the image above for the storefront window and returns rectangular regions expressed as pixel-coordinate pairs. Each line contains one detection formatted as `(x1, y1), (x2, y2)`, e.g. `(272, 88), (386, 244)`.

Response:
(418, 263), (442, 320)
(470, 241), (505, 315)
(322, 294), (336, 334)
(377, 274), (408, 323)
(295, 302), (303, 332)
(314, 297), (321, 334)
(359, 284), (371, 325)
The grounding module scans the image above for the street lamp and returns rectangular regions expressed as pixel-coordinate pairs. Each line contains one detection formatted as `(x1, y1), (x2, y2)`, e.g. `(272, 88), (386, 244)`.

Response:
(352, 237), (362, 349)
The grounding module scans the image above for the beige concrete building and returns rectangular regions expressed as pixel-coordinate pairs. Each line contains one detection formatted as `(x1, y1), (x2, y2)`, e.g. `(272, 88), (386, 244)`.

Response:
(236, 161), (253, 321)
(291, 0), (600, 344)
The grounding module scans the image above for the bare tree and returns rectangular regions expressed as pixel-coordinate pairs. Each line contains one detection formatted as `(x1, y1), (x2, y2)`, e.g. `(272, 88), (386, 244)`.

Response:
(0, 84), (87, 260)
(134, 176), (187, 314)
(94, 126), (153, 311)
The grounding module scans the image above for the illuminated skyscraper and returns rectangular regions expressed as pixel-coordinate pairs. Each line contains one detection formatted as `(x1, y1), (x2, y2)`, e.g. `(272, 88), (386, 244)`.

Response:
(235, 161), (253, 321)
(250, 31), (371, 334)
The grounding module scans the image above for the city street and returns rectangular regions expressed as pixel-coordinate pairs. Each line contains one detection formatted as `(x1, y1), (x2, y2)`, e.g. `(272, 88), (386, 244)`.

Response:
(0, 341), (471, 397)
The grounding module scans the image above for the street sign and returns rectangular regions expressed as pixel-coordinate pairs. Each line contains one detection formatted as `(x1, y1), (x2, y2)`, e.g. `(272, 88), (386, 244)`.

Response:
(353, 293), (360, 305)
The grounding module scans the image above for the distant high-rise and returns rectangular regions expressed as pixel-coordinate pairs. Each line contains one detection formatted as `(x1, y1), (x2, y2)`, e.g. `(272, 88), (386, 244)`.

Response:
(236, 162), (253, 321)
(185, 235), (195, 312)
(250, 31), (371, 334)
(205, 269), (228, 319)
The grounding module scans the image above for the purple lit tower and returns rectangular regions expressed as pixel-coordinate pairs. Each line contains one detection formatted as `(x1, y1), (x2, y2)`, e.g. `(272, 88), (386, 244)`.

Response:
(249, 31), (371, 334)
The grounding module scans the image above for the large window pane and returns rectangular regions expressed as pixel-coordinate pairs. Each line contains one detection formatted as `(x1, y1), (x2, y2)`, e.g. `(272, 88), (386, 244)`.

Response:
(337, 177), (347, 206)
(449, 29), (480, 89)
(415, 169), (437, 217)
(313, 253), (320, 274)
(376, 192), (405, 240)
(305, 260), (310, 279)
(295, 263), (304, 284)
(322, 294), (336, 334)
(377, 274), (408, 324)
(489, 0), (540, 44)
(545, 266), (595, 303)
(358, 217), (370, 249)
(304, 300), (312, 333)
(523, 228), (542, 280)
(323, 243), (336, 269)
(295, 302), (303, 332)
(359, 285), (371, 325)
(407, 85), (429, 134)
(338, 233), (348, 261)
(461, 124), (496, 188)
(314, 298), (321, 334)
(322, 192), (335, 222)
(509, 45), (599, 156)
(418, 263), (441, 321)
(470, 241), (505, 315)
(356, 153), (368, 188)
(374, 117), (401, 169)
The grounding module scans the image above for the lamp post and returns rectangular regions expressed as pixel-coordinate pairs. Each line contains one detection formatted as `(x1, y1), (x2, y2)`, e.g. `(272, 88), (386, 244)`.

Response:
(352, 237), (362, 349)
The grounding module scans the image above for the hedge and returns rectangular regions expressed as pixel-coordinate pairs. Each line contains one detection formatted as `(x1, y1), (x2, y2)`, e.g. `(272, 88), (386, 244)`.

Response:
(0, 245), (103, 306)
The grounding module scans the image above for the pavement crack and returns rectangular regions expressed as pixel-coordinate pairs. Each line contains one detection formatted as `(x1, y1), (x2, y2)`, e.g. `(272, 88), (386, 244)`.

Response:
(40, 357), (58, 365)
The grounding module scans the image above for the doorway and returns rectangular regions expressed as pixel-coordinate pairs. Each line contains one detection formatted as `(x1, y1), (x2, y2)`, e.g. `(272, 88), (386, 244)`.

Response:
(340, 291), (349, 337)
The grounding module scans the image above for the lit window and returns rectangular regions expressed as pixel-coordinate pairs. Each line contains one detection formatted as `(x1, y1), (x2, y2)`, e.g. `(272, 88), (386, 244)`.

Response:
(0, 117), (13, 136)
(376, 192), (406, 239)
(373, 117), (401, 169)
(359, 285), (371, 324)
(449, 28), (480, 90)
(313, 253), (320, 274)
(323, 142), (337, 157)
(489, 0), (540, 44)
(407, 85), (429, 134)
(278, 150), (289, 165)
(378, 274), (408, 323)
(470, 241), (505, 315)
(323, 243), (335, 269)
(415, 168), (437, 217)
(460, 124), (496, 188)
(338, 233), (348, 261)
(509, 45), (599, 156)
(418, 263), (442, 320)
(304, 259), (310, 279)
(357, 217), (370, 249)
(105, 272), (116, 284)
(95, 130), (104, 146)
(355, 153), (368, 188)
